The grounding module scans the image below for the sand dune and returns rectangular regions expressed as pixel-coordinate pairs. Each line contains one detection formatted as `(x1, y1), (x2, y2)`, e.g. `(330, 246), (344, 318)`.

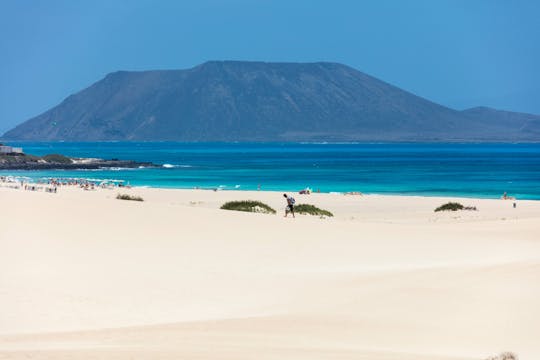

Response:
(1, 186), (539, 359)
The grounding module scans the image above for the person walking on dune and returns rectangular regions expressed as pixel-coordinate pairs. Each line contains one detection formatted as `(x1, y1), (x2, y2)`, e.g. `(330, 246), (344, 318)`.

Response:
(283, 193), (295, 218)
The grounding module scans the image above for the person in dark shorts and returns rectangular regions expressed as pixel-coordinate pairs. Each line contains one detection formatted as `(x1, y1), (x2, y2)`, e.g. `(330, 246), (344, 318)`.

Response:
(283, 193), (295, 218)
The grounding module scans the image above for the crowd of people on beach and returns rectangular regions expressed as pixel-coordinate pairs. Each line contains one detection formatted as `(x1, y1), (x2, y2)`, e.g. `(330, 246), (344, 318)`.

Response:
(0, 176), (131, 193)
(24, 183), (57, 193)
(0, 177), (58, 193)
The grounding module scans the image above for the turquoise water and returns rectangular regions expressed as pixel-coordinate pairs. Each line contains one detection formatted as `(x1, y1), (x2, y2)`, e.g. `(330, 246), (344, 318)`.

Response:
(1, 142), (539, 199)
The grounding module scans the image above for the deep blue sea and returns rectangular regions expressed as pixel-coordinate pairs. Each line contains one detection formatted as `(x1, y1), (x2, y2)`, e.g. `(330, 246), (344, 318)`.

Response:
(1, 142), (540, 199)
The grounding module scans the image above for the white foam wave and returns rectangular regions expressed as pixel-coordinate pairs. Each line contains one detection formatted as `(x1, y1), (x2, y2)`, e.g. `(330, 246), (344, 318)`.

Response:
(103, 167), (136, 171)
(162, 164), (193, 169)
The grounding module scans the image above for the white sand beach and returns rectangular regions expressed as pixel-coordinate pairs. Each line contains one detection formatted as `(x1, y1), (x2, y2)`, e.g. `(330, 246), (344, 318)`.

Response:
(1, 186), (539, 359)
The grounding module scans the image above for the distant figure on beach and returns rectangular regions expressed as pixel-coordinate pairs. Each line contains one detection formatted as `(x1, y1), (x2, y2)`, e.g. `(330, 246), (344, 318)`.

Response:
(283, 193), (295, 218)
(501, 192), (516, 200)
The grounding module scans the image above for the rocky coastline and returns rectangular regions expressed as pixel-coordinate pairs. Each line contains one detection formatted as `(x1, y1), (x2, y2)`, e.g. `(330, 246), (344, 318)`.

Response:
(0, 153), (155, 170)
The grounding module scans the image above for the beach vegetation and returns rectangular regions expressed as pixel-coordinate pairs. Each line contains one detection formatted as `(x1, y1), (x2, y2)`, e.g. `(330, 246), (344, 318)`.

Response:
(220, 200), (276, 214)
(294, 204), (333, 217)
(434, 202), (477, 212)
(498, 352), (518, 360)
(116, 193), (144, 202)
(435, 202), (464, 211)
(23, 154), (41, 161)
(0, 153), (40, 162)
(485, 352), (518, 360)
(42, 153), (73, 164)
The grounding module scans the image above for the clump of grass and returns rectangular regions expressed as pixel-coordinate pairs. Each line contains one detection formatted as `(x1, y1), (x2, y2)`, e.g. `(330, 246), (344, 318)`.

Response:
(117, 193), (144, 202)
(294, 204), (333, 217)
(485, 352), (518, 360)
(499, 352), (518, 360)
(435, 202), (464, 212)
(221, 200), (276, 214)
(42, 153), (73, 164)
(434, 202), (477, 212)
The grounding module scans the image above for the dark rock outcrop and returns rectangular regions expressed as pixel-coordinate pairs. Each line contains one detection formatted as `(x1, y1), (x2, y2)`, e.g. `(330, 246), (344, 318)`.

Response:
(0, 153), (154, 170)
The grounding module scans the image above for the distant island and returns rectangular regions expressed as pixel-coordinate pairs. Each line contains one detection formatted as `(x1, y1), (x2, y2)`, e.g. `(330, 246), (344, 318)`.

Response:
(2, 61), (540, 142)
(0, 144), (153, 170)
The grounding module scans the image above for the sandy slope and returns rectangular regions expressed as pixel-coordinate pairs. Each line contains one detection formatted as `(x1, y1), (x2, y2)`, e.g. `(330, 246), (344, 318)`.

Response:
(0, 186), (539, 359)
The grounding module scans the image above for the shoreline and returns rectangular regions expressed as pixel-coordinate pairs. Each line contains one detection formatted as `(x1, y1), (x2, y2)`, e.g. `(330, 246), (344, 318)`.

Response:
(1, 177), (534, 202)
(1, 175), (535, 201)
(133, 185), (537, 201)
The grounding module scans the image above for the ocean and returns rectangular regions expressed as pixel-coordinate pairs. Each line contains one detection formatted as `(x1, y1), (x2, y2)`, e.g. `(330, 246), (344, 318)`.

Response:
(1, 142), (539, 199)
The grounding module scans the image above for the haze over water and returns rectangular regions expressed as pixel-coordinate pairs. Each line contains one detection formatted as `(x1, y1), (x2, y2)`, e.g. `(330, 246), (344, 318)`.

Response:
(2, 142), (539, 200)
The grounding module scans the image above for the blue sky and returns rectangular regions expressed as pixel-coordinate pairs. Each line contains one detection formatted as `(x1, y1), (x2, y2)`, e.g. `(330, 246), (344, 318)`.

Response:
(1, 0), (539, 134)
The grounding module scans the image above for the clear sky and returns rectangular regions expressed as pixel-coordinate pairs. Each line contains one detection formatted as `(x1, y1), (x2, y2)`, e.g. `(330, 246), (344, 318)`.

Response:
(1, 0), (539, 134)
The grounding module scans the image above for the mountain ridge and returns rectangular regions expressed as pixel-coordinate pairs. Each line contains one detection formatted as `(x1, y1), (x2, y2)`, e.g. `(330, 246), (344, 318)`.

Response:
(3, 61), (540, 142)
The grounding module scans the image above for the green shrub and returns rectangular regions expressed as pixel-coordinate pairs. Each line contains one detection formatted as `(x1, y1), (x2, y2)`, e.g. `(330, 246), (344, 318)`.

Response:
(294, 204), (333, 217)
(221, 200), (276, 214)
(435, 202), (464, 212)
(0, 153), (40, 163)
(117, 193), (144, 202)
(498, 352), (518, 360)
(23, 154), (41, 161)
(485, 352), (518, 360)
(42, 154), (73, 164)
(434, 202), (478, 212)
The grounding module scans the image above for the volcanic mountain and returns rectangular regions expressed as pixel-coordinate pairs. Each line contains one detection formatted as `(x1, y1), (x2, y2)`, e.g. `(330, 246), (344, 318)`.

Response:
(3, 61), (539, 141)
